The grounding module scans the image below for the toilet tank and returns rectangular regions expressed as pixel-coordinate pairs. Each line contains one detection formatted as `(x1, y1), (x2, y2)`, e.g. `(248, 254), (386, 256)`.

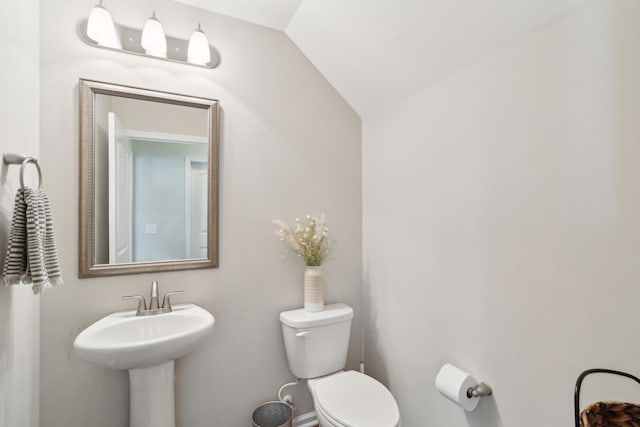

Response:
(280, 303), (354, 379)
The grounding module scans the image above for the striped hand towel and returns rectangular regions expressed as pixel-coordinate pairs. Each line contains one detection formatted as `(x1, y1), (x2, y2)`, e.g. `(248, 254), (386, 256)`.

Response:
(3, 187), (63, 294)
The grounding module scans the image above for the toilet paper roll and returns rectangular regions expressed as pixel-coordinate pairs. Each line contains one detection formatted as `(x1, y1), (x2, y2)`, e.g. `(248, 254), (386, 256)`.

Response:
(435, 363), (479, 412)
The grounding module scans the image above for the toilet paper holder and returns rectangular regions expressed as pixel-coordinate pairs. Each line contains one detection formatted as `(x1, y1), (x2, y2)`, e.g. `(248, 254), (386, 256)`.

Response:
(435, 363), (494, 411)
(467, 382), (493, 398)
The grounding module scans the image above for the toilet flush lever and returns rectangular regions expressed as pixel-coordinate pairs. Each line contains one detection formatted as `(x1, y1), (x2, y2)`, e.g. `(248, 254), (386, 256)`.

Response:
(296, 330), (310, 338)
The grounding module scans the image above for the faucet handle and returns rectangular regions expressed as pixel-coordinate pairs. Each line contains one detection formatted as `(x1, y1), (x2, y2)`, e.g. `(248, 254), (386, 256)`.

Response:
(161, 291), (185, 311)
(122, 295), (147, 314)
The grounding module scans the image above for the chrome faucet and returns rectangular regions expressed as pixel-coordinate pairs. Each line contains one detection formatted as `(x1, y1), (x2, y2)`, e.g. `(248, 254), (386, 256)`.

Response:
(122, 281), (185, 316)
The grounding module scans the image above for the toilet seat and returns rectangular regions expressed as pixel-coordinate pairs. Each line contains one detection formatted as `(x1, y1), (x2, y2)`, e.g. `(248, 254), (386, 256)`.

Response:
(313, 371), (400, 427)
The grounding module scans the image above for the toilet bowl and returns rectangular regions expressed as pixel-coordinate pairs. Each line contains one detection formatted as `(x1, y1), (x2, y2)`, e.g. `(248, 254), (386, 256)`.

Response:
(280, 304), (401, 427)
(308, 371), (400, 427)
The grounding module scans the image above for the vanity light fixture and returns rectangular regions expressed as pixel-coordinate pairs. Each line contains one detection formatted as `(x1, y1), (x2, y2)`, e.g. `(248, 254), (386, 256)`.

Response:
(141, 11), (167, 58)
(79, 7), (218, 69)
(86, 0), (121, 49)
(187, 23), (211, 65)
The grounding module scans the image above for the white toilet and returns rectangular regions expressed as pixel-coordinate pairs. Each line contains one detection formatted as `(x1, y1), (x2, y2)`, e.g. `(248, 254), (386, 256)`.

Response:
(280, 303), (400, 427)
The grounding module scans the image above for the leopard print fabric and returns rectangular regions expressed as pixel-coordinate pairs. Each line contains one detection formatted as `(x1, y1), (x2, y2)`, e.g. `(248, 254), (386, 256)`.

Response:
(581, 401), (640, 427)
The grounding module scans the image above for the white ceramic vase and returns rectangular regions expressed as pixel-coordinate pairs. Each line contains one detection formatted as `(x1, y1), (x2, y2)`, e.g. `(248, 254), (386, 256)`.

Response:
(304, 266), (324, 312)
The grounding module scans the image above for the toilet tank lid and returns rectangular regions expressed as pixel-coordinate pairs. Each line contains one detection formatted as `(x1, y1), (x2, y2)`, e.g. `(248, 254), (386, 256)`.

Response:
(280, 303), (354, 328)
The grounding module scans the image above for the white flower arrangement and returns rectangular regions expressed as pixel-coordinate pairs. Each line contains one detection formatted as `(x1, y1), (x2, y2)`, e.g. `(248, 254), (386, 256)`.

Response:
(273, 214), (332, 267)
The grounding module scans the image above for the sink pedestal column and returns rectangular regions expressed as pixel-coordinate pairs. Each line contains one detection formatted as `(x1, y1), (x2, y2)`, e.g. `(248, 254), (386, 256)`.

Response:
(129, 361), (175, 427)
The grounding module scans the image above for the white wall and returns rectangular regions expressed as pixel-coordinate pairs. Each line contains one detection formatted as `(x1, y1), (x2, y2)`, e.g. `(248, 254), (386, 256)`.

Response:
(38, 0), (361, 426)
(363, 0), (640, 426)
(0, 1), (40, 426)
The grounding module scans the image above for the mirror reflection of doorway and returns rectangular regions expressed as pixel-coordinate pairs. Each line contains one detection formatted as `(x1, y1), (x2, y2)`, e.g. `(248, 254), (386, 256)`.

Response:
(104, 120), (208, 263)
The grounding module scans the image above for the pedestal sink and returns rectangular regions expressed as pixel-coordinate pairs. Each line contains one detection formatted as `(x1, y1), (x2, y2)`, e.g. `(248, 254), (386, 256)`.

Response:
(74, 303), (214, 427)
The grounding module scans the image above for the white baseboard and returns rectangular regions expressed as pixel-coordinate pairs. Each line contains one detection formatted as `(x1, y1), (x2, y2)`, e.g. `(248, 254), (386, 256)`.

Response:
(292, 410), (318, 427)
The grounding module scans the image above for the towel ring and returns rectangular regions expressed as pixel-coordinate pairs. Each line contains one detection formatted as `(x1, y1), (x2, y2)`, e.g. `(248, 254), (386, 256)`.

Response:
(19, 157), (42, 190)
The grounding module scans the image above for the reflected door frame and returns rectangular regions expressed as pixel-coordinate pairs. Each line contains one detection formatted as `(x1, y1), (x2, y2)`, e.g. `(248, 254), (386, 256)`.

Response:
(107, 112), (133, 264)
(184, 157), (208, 259)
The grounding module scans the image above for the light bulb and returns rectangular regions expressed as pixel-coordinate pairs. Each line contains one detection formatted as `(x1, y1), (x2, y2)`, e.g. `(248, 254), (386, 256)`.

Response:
(86, 1), (121, 49)
(141, 11), (167, 58)
(187, 23), (211, 65)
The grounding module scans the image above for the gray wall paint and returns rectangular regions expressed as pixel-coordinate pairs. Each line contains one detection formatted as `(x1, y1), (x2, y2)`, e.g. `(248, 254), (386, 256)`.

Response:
(38, 0), (361, 426)
(0, 1), (40, 426)
(363, 1), (640, 426)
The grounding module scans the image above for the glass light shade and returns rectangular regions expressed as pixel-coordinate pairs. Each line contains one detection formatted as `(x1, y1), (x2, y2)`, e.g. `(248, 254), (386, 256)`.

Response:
(141, 12), (167, 58)
(86, 2), (121, 49)
(187, 25), (210, 65)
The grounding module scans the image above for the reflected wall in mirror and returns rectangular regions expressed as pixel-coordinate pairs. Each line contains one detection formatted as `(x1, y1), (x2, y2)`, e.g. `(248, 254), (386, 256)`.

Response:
(80, 79), (219, 277)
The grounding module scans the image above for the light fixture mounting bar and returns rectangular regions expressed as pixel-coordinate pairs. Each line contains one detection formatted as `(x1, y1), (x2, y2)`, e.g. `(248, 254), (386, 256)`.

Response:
(78, 20), (219, 69)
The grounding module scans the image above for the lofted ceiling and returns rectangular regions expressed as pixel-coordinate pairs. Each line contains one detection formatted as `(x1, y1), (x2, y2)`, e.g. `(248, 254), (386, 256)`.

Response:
(172, 0), (303, 31)
(173, 0), (593, 118)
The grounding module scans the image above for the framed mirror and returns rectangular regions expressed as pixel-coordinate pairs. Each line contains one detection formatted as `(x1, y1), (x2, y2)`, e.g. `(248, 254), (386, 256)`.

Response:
(79, 79), (219, 277)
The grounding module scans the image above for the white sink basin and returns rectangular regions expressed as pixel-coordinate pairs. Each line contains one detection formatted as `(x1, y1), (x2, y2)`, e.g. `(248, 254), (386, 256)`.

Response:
(74, 303), (214, 370)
